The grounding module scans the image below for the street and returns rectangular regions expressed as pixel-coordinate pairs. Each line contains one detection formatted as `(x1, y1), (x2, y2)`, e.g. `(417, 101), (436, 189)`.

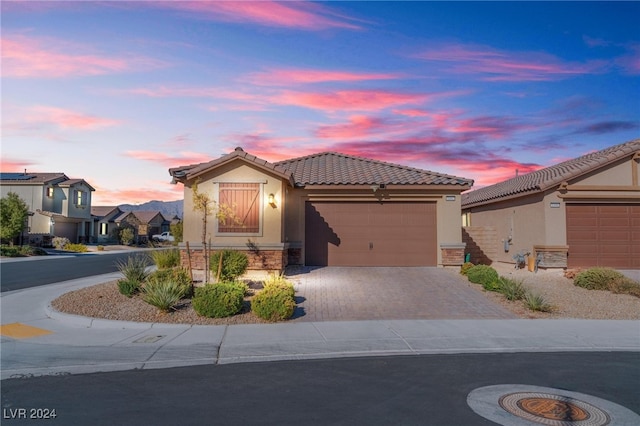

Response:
(0, 252), (142, 292)
(2, 352), (639, 425)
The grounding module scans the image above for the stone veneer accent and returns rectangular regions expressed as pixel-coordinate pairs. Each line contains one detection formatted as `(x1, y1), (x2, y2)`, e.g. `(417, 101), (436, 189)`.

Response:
(180, 247), (288, 273)
(533, 245), (569, 269)
(440, 243), (466, 266)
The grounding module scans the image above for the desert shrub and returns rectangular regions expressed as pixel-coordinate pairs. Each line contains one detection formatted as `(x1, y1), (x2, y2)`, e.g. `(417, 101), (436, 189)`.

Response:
(149, 248), (180, 269)
(498, 277), (526, 301)
(262, 273), (295, 299)
(192, 282), (244, 318)
(574, 268), (626, 291)
(142, 280), (187, 312)
(117, 279), (140, 297)
(252, 286), (296, 322)
(609, 277), (640, 298)
(97, 245), (105, 251)
(147, 268), (193, 297)
(65, 243), (88, 253)
(52, 236), (69, 249)
(210, 249), (249, 281)
(120, 228), (134, 245)
(115, 254), (150, 284)
(482, 279), (503, 292)
(523, 291), (552, 312)
(460, 262), (475, 276)
(466, 265), (499, 286)
(1, 246), (21, 257)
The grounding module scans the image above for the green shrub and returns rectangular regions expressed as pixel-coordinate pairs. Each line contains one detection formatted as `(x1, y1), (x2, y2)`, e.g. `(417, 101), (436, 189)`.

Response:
(147, 268), (193, 297)
(120, 228), (134, 245)
(523, 291), (552, 312)
(142, 280), (187, 312)
(460, 262), (475, 276)
(574, 268), (627, 291)
(498, 277), (526, 301)
(192, 283), (244, 318)
(466, 265), (499, 286)
(482, 279), (503, 292)
(262, 273), (295, 298)
(1, 245), (21, 257)
(210, 250), (249, 281)
(65, 243), (88, 253)
(252, 286), (296, 322)
(149, 249), (181, 269)
(115, 254), (150, 284)
(118, 279), (140, 297)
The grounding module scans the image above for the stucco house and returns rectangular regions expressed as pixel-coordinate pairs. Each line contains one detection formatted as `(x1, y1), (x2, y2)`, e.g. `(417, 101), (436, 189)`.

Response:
(0, 172), (95, 245)
(461, 139), (640, 269)
(91, 206), (123, 243)
(169, 147), (473, 273)
(113, 210), (169, 243)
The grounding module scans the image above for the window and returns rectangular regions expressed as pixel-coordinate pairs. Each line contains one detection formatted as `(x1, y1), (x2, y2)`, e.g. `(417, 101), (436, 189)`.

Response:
(218, 183), (260, 234)
(74, 190), (87, 207)
(100, 223), (108, 235)
(46, 187), (54, 198)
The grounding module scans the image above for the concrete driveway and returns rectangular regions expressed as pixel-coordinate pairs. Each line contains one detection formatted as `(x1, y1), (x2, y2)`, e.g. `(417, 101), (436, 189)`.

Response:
(286, 267), (516, 322)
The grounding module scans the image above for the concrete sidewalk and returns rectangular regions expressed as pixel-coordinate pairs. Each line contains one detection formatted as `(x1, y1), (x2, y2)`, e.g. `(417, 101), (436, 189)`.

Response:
(1, 273), (639, 380)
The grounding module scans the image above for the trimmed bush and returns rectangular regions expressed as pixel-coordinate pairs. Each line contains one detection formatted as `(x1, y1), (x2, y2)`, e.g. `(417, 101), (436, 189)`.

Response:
(460, 262), (475, 276)
(498, 277), (526, 301)
(252, 286), (296, 322)
(65, 243), (88, 253)
(142, 280), (187, 312)
(149, 249), (180, 269)
(52, 236), (69, 249)
(262, 273), (295, 299)
(523, 291), (552, 312)
(574, 268), (627, 291)
(115, 254), (150, 284)
(118, 279), (140, 297)
(192, 283), (244, 318)
(482, 279), (502, 292)
(210, 249), (249, 281)
(147, 268), (193, 297)
(466, 265), (499, 286)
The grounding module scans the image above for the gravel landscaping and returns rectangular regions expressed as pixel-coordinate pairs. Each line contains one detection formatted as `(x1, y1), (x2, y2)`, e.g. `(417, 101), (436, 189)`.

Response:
(50, 263), (640, 324)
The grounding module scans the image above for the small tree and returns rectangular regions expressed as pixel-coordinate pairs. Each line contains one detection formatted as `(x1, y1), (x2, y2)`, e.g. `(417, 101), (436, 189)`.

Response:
(170, 221), (183, 242)
(120, 227), (135, 245)
(0, 192), (29, 246)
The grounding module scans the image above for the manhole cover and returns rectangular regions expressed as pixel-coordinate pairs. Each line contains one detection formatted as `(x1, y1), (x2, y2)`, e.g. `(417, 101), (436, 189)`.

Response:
(499, 392), (610, 425)
(467, 385), (640, 426)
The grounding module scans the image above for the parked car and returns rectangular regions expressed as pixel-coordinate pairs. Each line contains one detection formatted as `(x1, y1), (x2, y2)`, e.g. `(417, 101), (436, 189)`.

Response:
(152, 232), (174, 242)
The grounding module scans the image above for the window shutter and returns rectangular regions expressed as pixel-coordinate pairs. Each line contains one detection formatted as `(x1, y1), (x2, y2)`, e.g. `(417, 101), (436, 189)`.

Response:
(218, 183), (260, 233)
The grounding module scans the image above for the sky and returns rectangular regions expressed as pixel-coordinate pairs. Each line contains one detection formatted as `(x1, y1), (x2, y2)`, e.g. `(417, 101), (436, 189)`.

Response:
(2, 1), (639, 205)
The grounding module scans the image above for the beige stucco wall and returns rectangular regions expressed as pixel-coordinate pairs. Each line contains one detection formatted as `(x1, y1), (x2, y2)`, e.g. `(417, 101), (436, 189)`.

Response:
(62, 183), (93, 220)
(180, 161), (286, 250)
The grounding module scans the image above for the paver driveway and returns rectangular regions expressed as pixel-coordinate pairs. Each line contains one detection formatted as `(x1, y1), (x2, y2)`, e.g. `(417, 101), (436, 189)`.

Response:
(286, 267), (516, 322)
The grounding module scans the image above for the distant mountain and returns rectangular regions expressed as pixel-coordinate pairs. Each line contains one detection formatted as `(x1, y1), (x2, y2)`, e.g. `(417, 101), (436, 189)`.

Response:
(118, 200), (183, 219)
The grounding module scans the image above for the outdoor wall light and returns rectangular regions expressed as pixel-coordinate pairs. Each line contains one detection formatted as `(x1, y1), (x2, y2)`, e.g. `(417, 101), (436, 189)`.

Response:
(268, 193), (276, 206)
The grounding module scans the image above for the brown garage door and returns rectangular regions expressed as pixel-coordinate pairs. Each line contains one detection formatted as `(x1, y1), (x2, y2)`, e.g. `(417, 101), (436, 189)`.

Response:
(305, 201), (437, 266)
(566, 204), (640, 269)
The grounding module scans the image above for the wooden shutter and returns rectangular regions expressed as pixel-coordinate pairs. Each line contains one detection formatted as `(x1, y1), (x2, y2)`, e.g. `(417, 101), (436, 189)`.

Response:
(218, 183), (260, 233)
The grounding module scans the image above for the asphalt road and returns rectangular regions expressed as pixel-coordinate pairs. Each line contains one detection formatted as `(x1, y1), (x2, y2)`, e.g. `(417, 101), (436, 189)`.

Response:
(2, 352), (638, 425)
(0, 252), (142, 292)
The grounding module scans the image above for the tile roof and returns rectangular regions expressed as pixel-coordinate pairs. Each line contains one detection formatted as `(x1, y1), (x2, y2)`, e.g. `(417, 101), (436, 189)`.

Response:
(91, 206), (120, 218)
(276, 152), (472, 186)
(462, 138), (640, 208)
(114, 210), (167, 224)
(170, 148), (473, 187)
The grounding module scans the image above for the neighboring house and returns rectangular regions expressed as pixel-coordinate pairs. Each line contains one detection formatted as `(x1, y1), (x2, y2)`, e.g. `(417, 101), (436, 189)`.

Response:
(0, 172), (95, 245)
(91, 206), (123, 243)
(461, 139), (640, 269)
(113, 210), (169, 242)
(169, 147), (473, 272)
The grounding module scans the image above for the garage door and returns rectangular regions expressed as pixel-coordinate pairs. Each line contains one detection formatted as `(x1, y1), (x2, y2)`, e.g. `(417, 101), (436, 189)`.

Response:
(305, 201), (437, 266)
(566, 204), (640, 269)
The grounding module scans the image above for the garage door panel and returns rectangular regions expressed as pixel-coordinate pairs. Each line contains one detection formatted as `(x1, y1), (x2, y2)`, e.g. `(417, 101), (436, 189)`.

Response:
(305, 201), (437, 266)
(567, 204), (639, 269)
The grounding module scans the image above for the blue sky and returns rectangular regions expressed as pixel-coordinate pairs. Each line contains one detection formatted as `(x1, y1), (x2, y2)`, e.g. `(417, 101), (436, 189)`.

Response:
(2, 1), (639, 205)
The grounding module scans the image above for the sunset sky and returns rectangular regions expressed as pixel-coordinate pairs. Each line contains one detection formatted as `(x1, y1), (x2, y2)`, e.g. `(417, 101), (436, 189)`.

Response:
(2, 1), (639, 205)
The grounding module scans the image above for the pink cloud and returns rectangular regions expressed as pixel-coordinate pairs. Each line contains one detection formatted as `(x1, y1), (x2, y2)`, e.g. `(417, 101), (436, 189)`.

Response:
(276, 89), (432, 112)
(0, 157), (37, 171)
(2, 35), (166, 78)
(414, 42), (609, 81)
(245, 68), (399, 86)
(158, 1), (363, 31)
(24, 106), (121, 130)
(124, 151), (212, 168)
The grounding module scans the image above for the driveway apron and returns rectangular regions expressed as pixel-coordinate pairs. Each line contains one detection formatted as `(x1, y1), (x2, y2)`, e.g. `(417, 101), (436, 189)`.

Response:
(287, 267), (516, 322)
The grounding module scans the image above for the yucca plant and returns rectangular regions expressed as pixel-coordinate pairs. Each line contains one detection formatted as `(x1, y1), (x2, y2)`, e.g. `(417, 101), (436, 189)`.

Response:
(115, 254), (150, 284)
(149, 249), (180, 269)
(142, 280), (187, 312)
(523, 291), (552, 312)
(498, 277), (526, 301)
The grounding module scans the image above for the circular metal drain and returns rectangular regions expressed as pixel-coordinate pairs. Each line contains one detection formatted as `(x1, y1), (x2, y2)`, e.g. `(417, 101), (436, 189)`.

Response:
(467, 385), (640, 426)
(499, 392), (610, 425)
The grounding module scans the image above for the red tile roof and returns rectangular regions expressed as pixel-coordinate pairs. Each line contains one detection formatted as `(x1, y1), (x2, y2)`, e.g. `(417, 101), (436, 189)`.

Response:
(170, 147), (473, 188)
(462, 138), (640, 208)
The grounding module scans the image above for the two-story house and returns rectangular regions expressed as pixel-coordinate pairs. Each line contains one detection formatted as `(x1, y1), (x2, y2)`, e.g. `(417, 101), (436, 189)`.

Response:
(0, 172), (95, 245)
